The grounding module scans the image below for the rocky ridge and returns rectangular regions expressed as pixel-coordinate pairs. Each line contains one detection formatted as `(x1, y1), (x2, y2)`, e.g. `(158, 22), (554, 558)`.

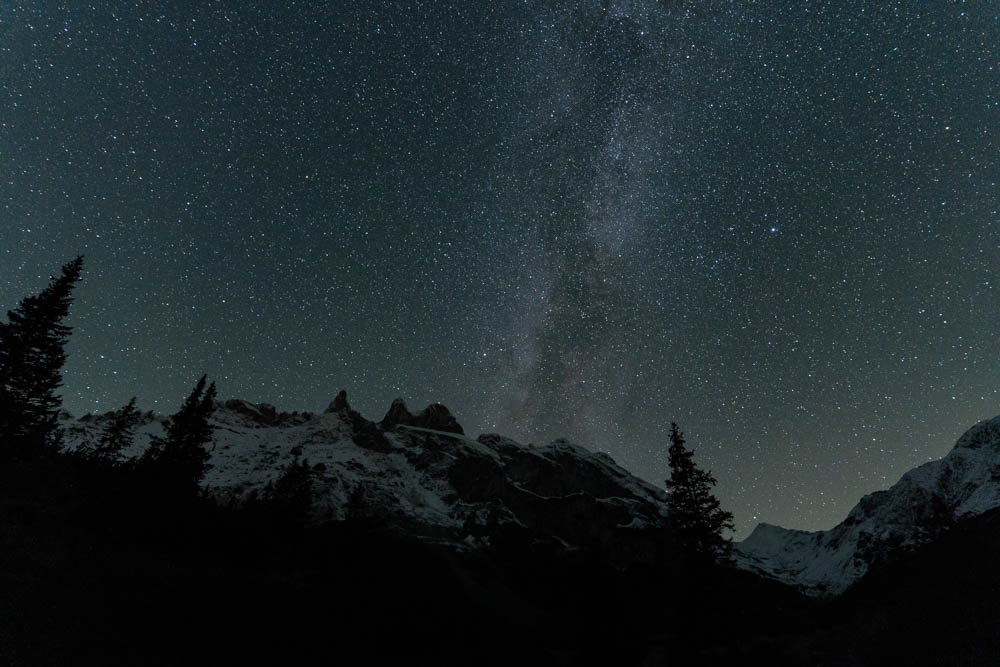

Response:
(63, 392), (670, 561)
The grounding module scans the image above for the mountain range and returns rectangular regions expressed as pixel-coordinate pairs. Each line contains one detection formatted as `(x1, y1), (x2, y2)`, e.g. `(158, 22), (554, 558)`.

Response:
(65, 391), (673, 566)
(23, 393), (1000, 663)
(64, 393), (1000, 599)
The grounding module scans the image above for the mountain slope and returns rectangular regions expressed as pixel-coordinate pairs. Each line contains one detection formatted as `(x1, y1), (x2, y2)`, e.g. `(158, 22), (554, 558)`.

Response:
(824, 504), (1000, 665)
(735, 415), (1000, 596)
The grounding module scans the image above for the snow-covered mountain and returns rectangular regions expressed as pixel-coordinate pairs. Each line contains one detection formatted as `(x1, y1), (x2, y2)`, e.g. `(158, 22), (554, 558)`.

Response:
(735, 415), (1000, 597)
(62, 391), (670, 561)
(65, 393), (1000, 598)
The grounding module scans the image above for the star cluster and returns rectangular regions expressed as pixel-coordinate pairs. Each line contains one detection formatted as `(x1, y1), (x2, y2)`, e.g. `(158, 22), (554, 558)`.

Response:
(2, 1), (997, 536)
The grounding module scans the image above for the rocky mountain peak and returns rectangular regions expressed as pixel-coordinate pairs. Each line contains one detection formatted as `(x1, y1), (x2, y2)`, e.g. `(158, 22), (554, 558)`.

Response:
(379, 398), (414, 429)
(736, 414), (1000, 597)
(326, 390), (351, 414)
(413, 403), (463, 435)
(378, 399), (464, 435)
(953, 416), (1000, 451)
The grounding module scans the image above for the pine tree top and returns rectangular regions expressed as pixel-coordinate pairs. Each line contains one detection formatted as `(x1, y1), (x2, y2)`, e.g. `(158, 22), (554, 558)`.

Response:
(664, 422), (735, 566)
(0, 256), (84, 450)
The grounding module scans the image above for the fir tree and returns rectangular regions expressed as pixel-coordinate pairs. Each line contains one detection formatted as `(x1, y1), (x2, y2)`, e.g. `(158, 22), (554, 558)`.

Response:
(266, 455), (315, 526)
(95, 397), (141, 460)
(0, 256), (84, 452)
(665, 422), (735, 565)
(144, 376), (217, 494)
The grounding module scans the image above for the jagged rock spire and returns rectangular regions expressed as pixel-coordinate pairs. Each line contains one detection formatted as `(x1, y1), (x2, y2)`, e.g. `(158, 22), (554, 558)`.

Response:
(326, 390), (351, 414)
(379, 398), (414, 429)
(414, 403), (464, 435)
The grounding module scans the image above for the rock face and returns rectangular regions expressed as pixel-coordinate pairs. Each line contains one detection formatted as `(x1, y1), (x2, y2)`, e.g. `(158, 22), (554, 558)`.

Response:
(323, 390), (389, 451)
(412, 403), (464, 435)
(379, 399), (464, 434)
(379, 398), (414, 429)
(326, 390), (351, 413)
(736, 416), (1000, 597)
(61, 395), (670, 561)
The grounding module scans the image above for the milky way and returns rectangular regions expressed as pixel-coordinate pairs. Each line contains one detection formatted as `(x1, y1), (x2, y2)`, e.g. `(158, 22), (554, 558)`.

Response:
(2, 1), (997, 536)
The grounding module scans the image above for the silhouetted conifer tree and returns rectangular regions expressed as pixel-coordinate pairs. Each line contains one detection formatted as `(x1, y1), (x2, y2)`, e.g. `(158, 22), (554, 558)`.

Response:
(144, 376), (217, 494)
(95, 397), (141, 461)
(665, 422), (734, 565)
(266, 455), (315, 526)
(0, 256), (83, 453)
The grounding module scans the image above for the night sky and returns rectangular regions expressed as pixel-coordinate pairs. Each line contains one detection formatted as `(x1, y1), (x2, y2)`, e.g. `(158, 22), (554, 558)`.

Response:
(3, 1), (997, 537)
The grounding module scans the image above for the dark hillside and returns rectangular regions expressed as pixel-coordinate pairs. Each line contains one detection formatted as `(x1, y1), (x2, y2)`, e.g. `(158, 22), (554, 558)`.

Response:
(824, 506), (1000, 665)
(0, 451), (817, 665)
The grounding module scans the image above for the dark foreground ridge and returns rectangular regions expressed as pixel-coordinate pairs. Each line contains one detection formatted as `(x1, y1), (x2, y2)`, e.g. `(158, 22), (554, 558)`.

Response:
(5, 395), (1000, 664)
(0, 436), (812, 666)
(1, 393), (814, 665)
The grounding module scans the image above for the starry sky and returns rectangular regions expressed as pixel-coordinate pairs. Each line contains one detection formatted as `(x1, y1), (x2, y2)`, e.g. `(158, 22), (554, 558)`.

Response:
(2, 1), (998, 537)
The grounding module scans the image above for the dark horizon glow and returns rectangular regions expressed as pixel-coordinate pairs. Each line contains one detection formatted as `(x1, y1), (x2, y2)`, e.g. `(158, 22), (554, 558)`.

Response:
(2, 2), (997, 538)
